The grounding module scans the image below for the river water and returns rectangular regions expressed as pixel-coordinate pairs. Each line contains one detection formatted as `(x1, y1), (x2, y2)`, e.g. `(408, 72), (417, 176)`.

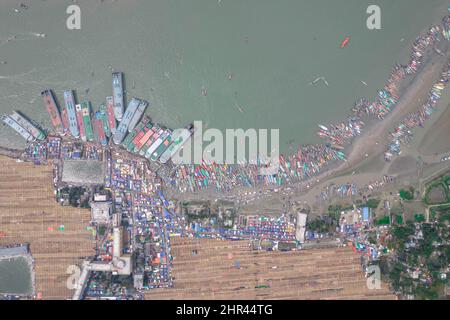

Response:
(0, 0), (447, 153)
(0, 257), (32, 295)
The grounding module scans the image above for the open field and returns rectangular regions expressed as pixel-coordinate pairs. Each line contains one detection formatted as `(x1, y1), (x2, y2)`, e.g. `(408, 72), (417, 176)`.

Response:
(62, 160), (105, 185)
(0, 156), (95, 300)
(145, 238), (396, 300)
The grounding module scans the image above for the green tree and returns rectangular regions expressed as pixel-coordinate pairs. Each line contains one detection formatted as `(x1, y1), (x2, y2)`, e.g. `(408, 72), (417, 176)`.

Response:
(399, 188), (414, 200)
(365, 198), (380, 209)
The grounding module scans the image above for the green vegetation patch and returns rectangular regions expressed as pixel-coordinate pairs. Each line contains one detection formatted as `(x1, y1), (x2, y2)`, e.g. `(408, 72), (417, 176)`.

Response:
(399, 187), (414, 200)
(439, 212), (450, 223)
(364, 198), (380, 209)
(59, 186), (90, 208)
(307, 218), (330, 233)
(429, 204), (450, 223)
(376, 215), (390, 225)
(98, 225), (106, 236)
(326, 204), (353, 221)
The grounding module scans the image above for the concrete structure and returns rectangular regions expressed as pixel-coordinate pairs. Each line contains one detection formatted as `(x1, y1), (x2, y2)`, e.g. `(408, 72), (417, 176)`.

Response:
(339, 208), (362, 229)
(113, 227), (123, 258)
(0, 244), (28, 257)
(90, 201), (111, 225)
(72, 255), (133, 300)
(112, 254), (132, 275)
(133, 272), (144, 289)
(295, 212), (307, 243)
(86, 255), (132, 276)
(89, 261), (113, 272)
(93, 193), (108, 202)
(112, 213), (121, 228)
(72, 260), (91, 300)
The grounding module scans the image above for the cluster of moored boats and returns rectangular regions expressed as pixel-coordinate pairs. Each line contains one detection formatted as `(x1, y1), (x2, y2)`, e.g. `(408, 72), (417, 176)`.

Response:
(316, 175), (396, 203)
(1, 111), (46, 143)
(3, 72), (195, 165)
(319, 14), (450, 161)
(317, 118), (363, 148)
(386, 61), (450, 158)
(383, 17), (450, 159)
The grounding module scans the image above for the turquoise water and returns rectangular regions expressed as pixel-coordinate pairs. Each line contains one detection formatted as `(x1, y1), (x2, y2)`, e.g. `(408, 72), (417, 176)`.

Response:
(0, 257), (32, 295)
(0, 0), (447, 153)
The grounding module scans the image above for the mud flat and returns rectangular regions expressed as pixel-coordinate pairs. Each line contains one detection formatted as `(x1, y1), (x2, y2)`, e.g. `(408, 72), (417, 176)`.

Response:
(0, 156), (94, 300)
(387, 156), (418, 176)
(418, 103), (450, 156)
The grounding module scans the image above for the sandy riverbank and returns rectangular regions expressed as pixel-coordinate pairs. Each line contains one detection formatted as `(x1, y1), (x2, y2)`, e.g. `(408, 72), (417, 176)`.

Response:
(418, 102), (450, 155)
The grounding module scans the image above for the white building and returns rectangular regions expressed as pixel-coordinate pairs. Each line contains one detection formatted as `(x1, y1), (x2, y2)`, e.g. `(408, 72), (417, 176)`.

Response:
(296, 212), (307, 243)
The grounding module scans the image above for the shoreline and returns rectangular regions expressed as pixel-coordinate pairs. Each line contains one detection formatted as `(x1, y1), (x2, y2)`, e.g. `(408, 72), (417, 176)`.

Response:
(1, 48), (447, 200)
